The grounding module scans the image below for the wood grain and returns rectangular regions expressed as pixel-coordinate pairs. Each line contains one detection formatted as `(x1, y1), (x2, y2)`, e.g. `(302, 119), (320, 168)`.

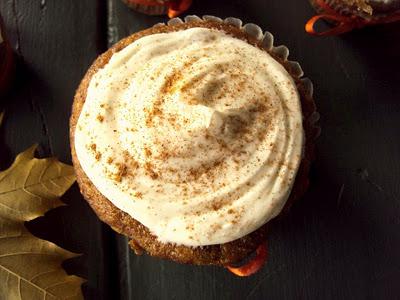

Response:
(1, 0), (400, 299)
(0, 1), (113, 299)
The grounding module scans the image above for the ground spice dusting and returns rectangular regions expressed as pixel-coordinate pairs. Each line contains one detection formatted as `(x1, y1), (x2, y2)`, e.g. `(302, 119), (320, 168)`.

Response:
(211, 223), (222, 233)
(144, 147), (152, 158)
(212, 202), (223, 211)
(144, 68), (191, 129)
(95, 152), (102, 161)
(185, 224), (194, 231)
(157, 150), (170, 160)
(144, 162), (159, 180)
(114, 163), (128, 183)
(96, 114), (104, 122)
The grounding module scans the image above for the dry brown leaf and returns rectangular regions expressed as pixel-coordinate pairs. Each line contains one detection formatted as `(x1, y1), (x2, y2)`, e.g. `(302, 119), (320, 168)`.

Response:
(0, 145), (84, 299)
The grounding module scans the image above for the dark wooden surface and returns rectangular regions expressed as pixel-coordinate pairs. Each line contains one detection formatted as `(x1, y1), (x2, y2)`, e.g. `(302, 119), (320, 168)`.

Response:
(1, 0), (400, 299)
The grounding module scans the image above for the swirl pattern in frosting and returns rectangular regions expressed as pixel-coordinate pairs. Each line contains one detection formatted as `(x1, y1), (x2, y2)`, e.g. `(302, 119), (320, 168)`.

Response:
(74, 27), (304, 246)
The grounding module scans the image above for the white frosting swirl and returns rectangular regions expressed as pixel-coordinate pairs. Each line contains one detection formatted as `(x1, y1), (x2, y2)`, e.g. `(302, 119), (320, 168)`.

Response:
(75, 27), (304, 246)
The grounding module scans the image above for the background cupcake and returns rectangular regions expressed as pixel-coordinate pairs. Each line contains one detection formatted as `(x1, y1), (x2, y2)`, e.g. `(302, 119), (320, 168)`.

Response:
(121, 0), (192, 17)
(307, 0), (400, 35)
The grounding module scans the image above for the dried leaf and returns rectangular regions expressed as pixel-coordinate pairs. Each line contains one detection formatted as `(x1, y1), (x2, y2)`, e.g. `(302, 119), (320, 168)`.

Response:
(0, 145), (84, 299)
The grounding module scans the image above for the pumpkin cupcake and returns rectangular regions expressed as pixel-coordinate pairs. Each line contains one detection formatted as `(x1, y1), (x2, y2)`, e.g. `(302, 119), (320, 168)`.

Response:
(121, 0), (192, 18)
(310, 0), (400, 14)
(70, 16), (318, 274)
(307, 0), (400, 35)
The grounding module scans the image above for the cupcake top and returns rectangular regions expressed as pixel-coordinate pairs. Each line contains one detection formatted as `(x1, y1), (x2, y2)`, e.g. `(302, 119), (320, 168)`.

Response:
(74, 27), (304, 246)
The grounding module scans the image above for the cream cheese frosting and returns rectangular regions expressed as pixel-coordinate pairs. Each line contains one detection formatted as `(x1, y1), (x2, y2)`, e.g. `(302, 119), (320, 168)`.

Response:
(74, 27), (304, 246)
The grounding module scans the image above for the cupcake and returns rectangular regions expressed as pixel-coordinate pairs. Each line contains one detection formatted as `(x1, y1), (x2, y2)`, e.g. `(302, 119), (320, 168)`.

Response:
(307, 0), (400, 35)
(70, 16), (318, 273)
(122, 0), (192, 18)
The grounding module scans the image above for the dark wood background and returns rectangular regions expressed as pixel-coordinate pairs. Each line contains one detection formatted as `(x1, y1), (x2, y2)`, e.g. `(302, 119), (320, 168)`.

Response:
(1, 0), (400, 299)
